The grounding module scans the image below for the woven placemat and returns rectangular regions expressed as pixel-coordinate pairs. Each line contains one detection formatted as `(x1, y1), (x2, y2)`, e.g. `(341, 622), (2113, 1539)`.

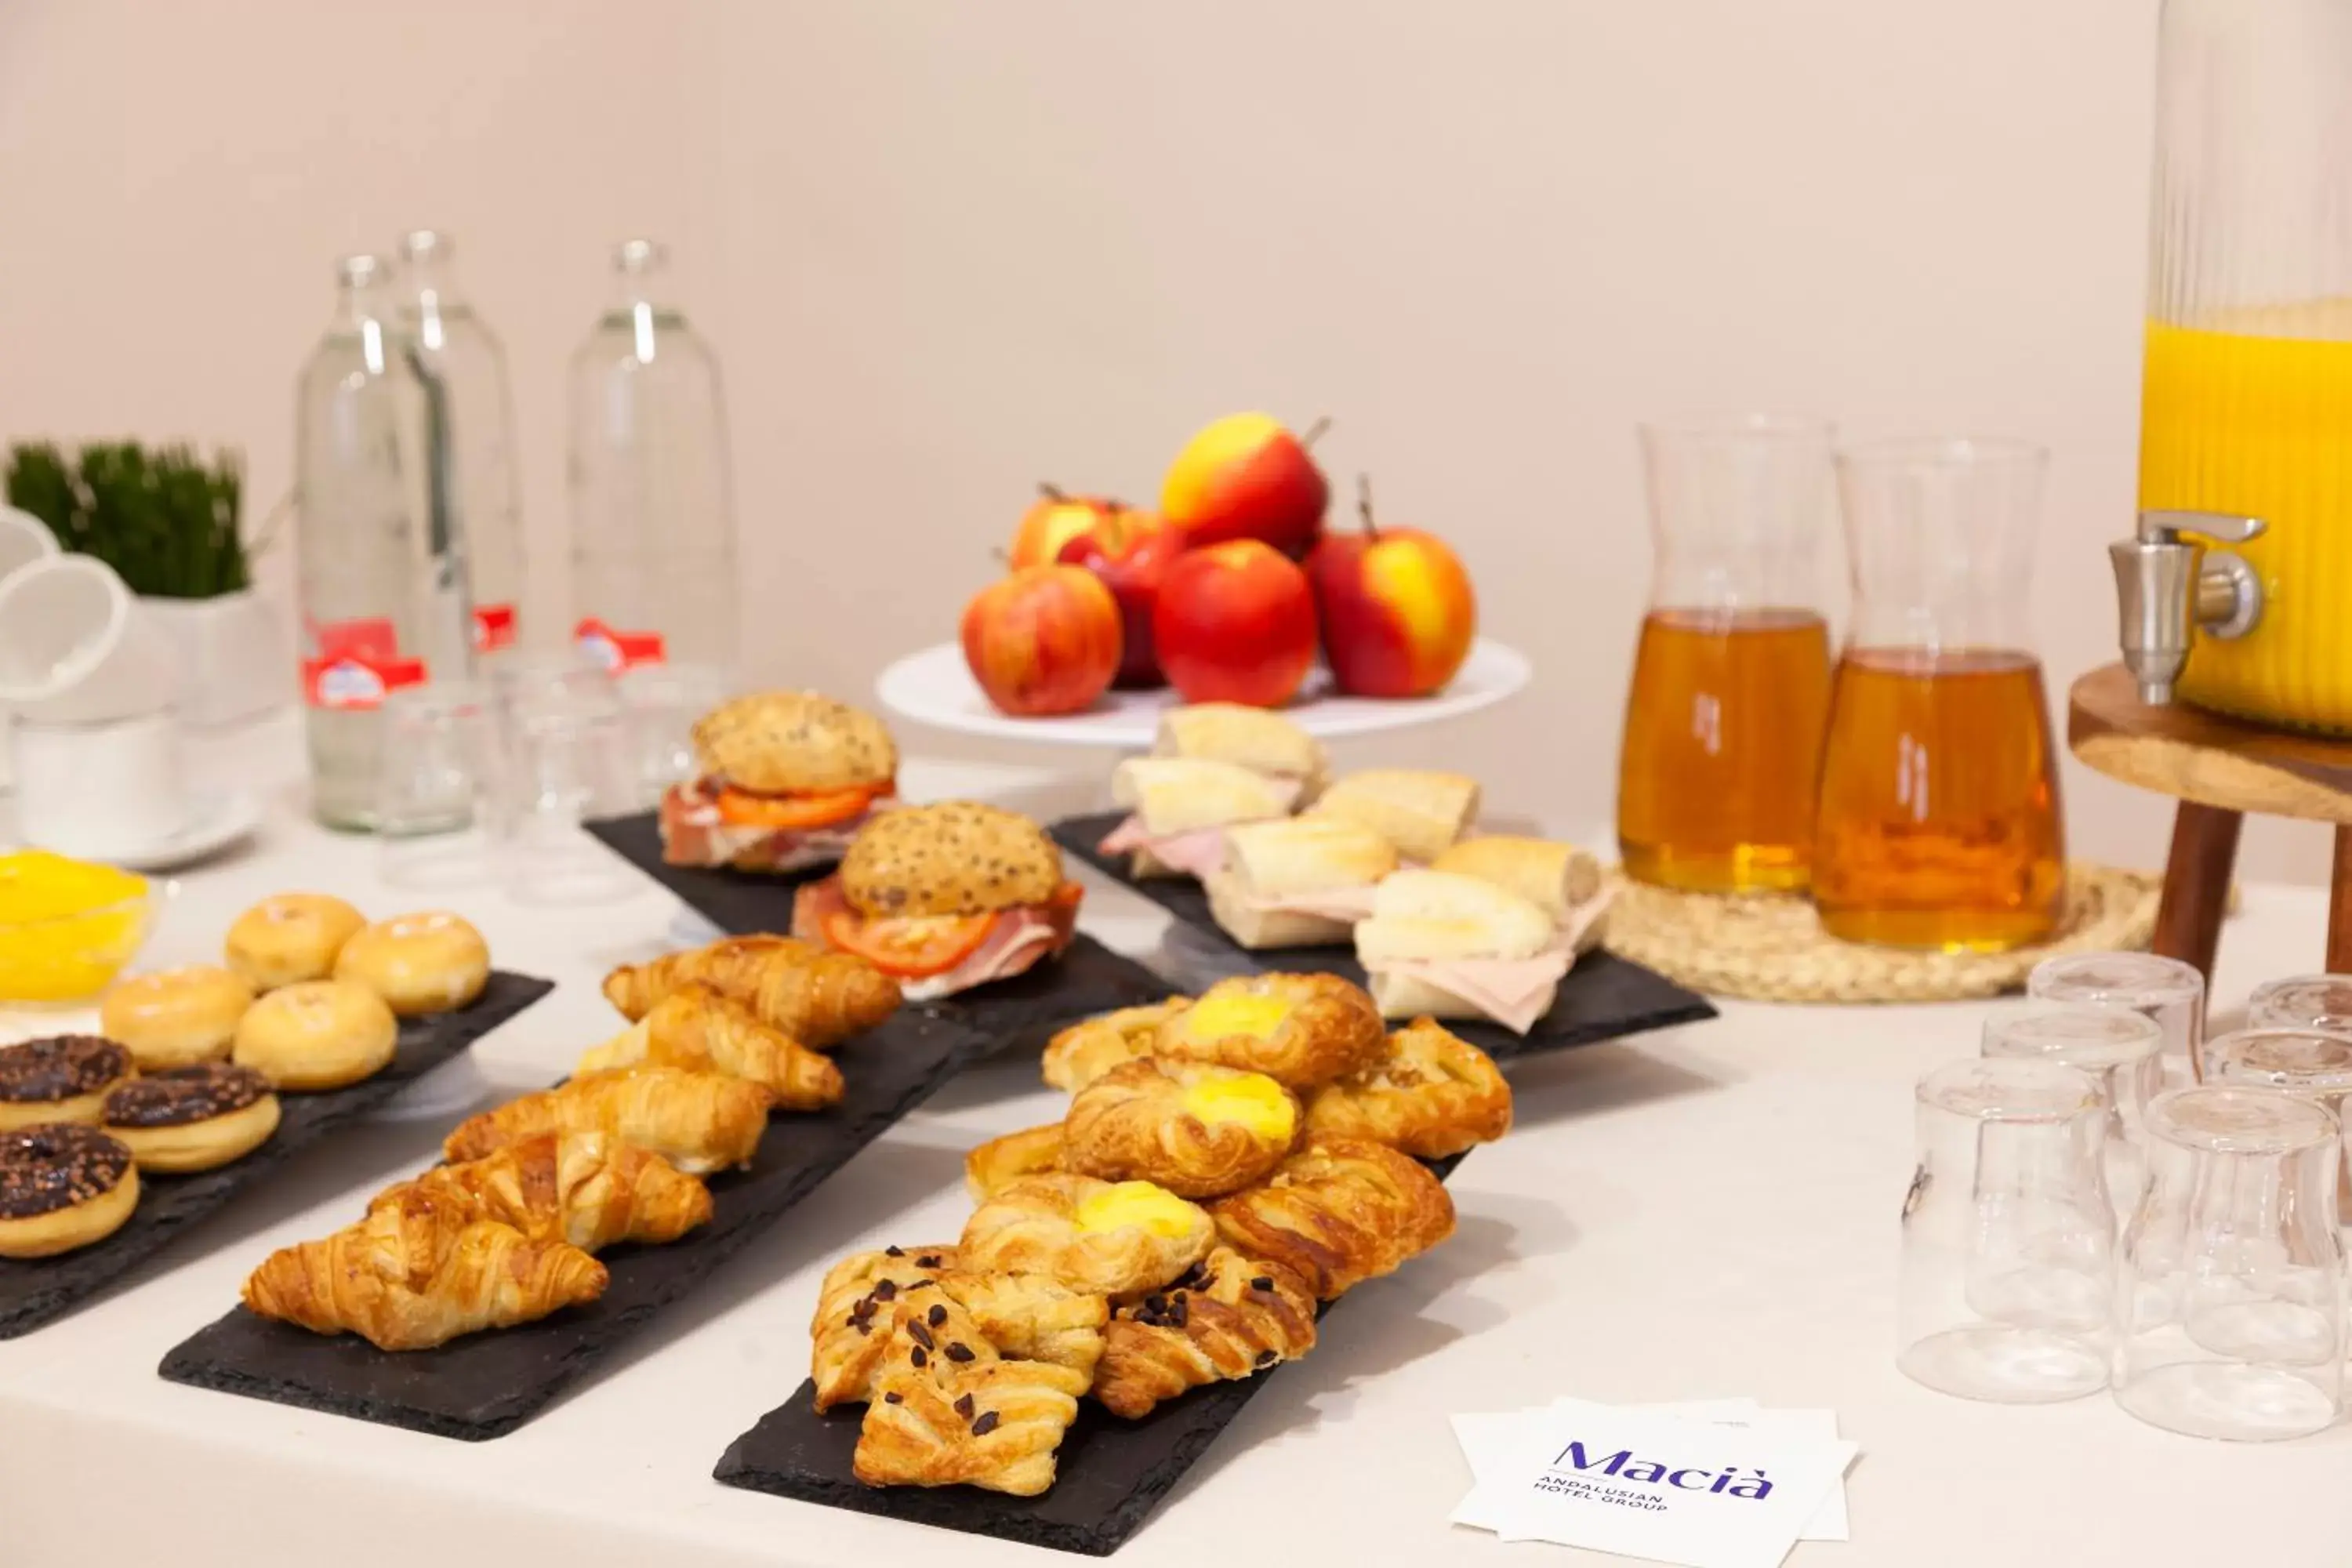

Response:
(1600, 862), (2163, 1004)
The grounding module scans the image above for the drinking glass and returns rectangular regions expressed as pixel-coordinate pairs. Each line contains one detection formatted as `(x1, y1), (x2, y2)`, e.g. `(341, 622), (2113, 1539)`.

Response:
(372, 681), (503, 890)
(617, 661), (734, 809)
(1615, 415), (1835, 894)
(488, 688), (641, 906)
(2206, 1026), (2352, 1215)
(488, 646), (615, 722)
(1897, 1058), (2113, 1403)
(2027, 951), (2205, 1080)
(1813, 440), (2064, 950)
(2247, 974), (2352, 1035)
(2112, 1087), (2343, 1441)
(1982, 1007), (2165, 1224)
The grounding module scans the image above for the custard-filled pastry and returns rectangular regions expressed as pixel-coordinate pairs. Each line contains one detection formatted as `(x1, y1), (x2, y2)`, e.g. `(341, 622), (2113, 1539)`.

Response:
(1304, 1018), (1513, 1158)
(1040, 997), (1192, 1093)
(855, 1293), (1091, 1496)
(965, 1123), (1065, 1201)
(443, 1066), (770, 1174)
(602, 936), (899, 1049)
(1210, 1137), (1455, 1299)
(960, 1174), (1214, 1297)
(578, 982), (844, 1110)
(811, 1242), (960, 1411)
(937, 1269), (1109, 1384)
(1152, 973), (1385, 1089)
(368, 1131), (712, 1253)
(1094, 1247), (1318, 1418)
(242, 1215), (607, 1352)
(1062, 1058), (1300, 1199)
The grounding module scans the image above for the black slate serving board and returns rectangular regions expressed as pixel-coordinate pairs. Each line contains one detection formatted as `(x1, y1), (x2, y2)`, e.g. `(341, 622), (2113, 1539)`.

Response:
(587, 811), (1178, 1054)
(0, 971), (553, 1341)
(158, 1007), (993, 1440)
(712, 1153), (1468, 1556)
(1049, 812), (1716, 1060)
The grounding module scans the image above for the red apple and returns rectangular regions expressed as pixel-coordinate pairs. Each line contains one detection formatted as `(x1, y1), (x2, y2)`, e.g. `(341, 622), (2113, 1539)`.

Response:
(1056, 507), (1178, 688)
(1152, 539), (1319, 708)
(960, 565), (1123, 716)
(1307, 477), (1478, 697)
(1009, 485), (1126, 570)
(1159, 412), (1331, 558)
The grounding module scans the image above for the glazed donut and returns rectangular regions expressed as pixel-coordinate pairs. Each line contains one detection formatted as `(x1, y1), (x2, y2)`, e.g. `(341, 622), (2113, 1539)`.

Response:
(0, 1036), (135, 1132)
(232, 980), (399, 1091)
(224, 893), (368, 991)
(0, 1123), (140, 1258)
(333, 911), (491, 1017)
(100, 965), (255, 1069)
(103, 1064), (281, 1173)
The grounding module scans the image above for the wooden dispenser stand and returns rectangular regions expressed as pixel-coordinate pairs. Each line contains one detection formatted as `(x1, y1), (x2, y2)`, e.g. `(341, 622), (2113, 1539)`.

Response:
(2070, 663), (2352, 980)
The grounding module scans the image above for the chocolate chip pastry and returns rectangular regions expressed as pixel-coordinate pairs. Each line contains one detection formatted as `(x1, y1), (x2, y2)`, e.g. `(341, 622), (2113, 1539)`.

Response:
(854, 1290), (1091, 1497)
(1094, 1247), (1319, 1418)
(811, 1243), (961, 1411)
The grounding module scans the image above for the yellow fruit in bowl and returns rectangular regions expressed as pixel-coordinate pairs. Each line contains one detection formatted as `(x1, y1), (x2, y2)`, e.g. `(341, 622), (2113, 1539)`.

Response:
(0, 851), (154, 1005)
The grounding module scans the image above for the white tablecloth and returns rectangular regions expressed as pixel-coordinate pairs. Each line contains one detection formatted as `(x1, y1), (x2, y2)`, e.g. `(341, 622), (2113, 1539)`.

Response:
(4, 718), (2349, 1567)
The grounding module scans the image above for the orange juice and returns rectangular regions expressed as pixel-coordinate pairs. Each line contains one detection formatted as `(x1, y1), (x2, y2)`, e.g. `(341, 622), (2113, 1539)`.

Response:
(1617, 608), (1833, 892)
(1812, 648), (2065, 951)
(2140, 315), (2352, 733)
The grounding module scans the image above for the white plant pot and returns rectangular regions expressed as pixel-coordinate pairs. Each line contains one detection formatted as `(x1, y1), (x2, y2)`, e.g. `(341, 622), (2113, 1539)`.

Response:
(140, 588), (292, 729)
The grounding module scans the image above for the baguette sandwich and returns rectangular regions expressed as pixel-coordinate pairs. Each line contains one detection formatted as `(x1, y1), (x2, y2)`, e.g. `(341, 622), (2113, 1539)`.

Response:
(792, 802), (1082, 1001)
(1204, 816), (1400, 949)
(659, 691), (897, 873)
(1094, 757), (1297, 880)
(1307, 768), (1480, 864)
(1152, 702), (1328, 802)
(1430, 835), (1608, 949)
(1354, 869), (1571, 1034)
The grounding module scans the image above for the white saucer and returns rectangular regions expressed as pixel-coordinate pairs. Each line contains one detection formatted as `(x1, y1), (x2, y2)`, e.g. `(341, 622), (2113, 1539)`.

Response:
(875, 637), (1533, 747)
(103, 791), (262, 872)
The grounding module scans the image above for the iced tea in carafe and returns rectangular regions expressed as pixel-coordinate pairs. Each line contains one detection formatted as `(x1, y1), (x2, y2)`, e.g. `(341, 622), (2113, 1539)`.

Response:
(1616, 416), (1834, 892)
(1813, 441), (2065, 950)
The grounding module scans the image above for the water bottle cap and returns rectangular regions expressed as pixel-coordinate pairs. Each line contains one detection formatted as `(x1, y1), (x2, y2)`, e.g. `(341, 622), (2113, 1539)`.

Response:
(614, 238), (668, 274)
(399, 230), (451, 263)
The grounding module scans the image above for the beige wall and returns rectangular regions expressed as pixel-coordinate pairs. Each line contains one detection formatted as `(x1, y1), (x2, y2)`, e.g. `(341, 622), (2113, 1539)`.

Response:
(2, 0), (2332, 884)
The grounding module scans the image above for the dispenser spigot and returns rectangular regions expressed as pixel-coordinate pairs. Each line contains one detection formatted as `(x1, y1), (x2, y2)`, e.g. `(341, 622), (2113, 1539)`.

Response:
(2107, 510), (2265, 706)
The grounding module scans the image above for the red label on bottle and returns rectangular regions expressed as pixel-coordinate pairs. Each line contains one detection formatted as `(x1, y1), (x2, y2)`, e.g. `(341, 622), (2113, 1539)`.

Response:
(302, 619), (426, 710)
(473, 603), (518, 652)
(574, 617), (666, 673)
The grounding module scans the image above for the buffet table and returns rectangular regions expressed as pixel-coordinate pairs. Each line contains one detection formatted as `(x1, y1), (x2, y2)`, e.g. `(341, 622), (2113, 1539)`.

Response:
(3, 719), (2347, 1568)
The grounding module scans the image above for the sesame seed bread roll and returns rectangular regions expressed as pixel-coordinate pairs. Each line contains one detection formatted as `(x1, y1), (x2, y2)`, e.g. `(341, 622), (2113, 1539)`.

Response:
(690, 691), (898, 795)
(1429, 837), (1602, 927)
(840, 802), (1065, 918)
(1307, 770), (1479, 864)
(1152, 703), (1327, 800)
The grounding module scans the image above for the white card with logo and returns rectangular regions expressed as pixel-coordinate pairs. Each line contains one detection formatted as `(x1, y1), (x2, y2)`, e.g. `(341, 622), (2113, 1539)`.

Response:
(1451, 1398), (1857, 1568)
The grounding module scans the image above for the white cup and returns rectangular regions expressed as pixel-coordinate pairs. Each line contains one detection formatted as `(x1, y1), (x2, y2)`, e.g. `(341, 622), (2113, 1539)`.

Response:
(0, 555), (176, 725)
(10, 710), (186, 856)
(0, 507), (62, 791)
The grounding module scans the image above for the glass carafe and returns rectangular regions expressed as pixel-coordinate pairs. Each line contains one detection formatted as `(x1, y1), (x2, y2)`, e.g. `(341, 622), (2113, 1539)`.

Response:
(1813, 440), (2064, 950)
(1615, 415), (1834, 893)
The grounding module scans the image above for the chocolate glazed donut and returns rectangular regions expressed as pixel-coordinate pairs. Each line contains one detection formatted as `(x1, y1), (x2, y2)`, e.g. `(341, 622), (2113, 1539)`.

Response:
(102, 1064), (281, 1174)
(0, 1035), (134, 1132)
(0, 1123), (140, 1258)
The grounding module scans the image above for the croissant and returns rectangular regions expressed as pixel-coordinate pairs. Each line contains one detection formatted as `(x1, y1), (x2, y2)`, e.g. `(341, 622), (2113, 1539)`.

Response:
(1062, 1058), (1300, 1200)
(1209, 1137), (1455, 1299)
(603, 937), (898, 1049)
(1303, 1018), (1513, 1158)
(444, 1066), (771, 1174)
(578, 982), (844, 1110)
(1040, 997), (1193, 1092)
(960, 1174), (1214, 1298)
(1094, 1247), (1318, 1417)
(1152, 974), (1386, 1089)
(241, 1216), (608, 1351)
(855, 1294), (1091, 1496)
(964, 1123), (1065, 1201)
(936, 1269), (1108, 1384)
(368, 1131), (712, 1253)
(811, 1243), (961, 1412)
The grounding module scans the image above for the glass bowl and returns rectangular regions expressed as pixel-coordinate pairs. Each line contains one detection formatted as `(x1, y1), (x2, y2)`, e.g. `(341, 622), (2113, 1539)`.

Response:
(0, 851), (157, 1007)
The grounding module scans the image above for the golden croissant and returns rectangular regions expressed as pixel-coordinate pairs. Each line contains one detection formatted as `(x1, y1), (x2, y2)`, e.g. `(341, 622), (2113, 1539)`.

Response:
(579, 982), (844, 1110)
(1304, 1018), (1512, 1158)
(1094, 1247), (1318, 1418)
(241, 1216), (608, 1352)
(855, 1294), (1091, 1496)
(1061, 1058), (1300, 1199)
(811, 1243), (962, 1412)
(444, 1066), (771, 1174)
(368, 1131), (712, 1253)
(603, 936), (898, 1049)
(1209, 1137), (1455, 1300)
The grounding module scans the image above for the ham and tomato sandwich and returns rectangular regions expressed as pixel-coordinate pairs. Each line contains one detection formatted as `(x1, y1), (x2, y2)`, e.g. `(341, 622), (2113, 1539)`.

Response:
(1354, 869), (1570, 1035)
(1306, 768), (1480, 864)
(1094, 757), (1297, 880)
(792, 802), (1082, 1001)
(1204, 816), (1400, 949)
(1152, 702), (1328, 802)
(659, 691), (897, 873)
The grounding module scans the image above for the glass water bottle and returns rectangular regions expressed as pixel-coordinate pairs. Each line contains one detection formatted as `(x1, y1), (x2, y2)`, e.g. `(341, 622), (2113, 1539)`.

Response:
(566, 239), (740, 677)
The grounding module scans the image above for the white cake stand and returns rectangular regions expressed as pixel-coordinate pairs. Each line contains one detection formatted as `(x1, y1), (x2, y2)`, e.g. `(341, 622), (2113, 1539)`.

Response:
(875, 637), (1531, 747)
